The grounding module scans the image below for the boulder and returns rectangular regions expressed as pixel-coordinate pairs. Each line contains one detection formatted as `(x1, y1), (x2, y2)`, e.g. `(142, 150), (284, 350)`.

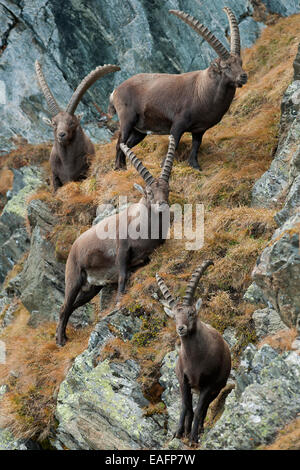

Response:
(252, 211), (300, 328)
(0, 166), (43, 285)
(201, 344), (300, 449)
(252, 307), (288, 340)
(54, 309), (168, 450)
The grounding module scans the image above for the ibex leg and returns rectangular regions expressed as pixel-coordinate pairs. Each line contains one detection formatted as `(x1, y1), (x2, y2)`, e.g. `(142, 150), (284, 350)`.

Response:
(114, 116), (138, 170)
(175, 375), (193, 438)
(190, 387), (212, 444)
(188, 132), (204, 170)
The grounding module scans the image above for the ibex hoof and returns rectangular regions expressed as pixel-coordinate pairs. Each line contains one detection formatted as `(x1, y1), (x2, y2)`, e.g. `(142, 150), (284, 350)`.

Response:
(189, 434), (199, 447)
(188, 160), (201, 171)
(114, 165), (127, 171)
(173, 430), (184, 439)
(56, 333), (68, 347)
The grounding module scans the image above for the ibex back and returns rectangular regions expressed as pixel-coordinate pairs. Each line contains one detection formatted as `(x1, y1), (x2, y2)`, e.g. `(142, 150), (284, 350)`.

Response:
(56, 136), (176, 346)
(109, 7), (247, 170)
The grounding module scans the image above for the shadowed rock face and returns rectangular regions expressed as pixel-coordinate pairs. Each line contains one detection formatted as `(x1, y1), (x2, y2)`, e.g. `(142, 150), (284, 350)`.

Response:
(2, 0), (294, 153)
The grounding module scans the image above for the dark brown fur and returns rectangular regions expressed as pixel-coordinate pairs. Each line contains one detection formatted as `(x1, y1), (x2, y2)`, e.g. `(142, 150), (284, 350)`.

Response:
(174, 307), (231, 444)
(47, 111), (94, 191)
(110, 27), (247, 170)
(156, 265), (231, 444)
(56, 167), (171, 346)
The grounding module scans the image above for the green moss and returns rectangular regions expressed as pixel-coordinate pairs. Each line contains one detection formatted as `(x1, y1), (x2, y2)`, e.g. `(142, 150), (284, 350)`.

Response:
(132, 315), (164, 347)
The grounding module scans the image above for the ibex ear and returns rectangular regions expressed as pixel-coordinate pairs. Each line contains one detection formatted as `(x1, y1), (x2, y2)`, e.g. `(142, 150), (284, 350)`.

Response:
(42, 117), (53, 127)
(164, 306), (175, 318)
(195, 298), (202, 312)
(133, 183), (145, 195)
(76, 113), (83, 122)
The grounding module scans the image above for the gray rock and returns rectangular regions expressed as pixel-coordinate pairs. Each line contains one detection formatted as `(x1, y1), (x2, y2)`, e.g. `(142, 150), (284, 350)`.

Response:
(10, 200), (93, 327)
(275, 171), (300, 225)
(252, 211), (300, 328)
(201, 344), (300, 449)
(223, 327), (239, 349)
(243, 281), (268, 306)
(238, 17), (266, 49)
(0, 166), (44, 285)
(159, 350), (180, 436)
(291, 336), (300, 352)
(294, 43), (300, 80)
(261, 1), (300, 16)
(252, 307), (288, 340)
(0, 0), (267, 150)
(251, 98), (300, 208)
(54, 309), (166, 450)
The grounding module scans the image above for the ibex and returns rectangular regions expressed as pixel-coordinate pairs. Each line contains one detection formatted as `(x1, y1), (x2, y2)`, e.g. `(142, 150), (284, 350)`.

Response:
(156, 261), (231, 445)
(35, 61), (120, 191)
(109, 7), (247, 170)
(56, 136), (176, 346)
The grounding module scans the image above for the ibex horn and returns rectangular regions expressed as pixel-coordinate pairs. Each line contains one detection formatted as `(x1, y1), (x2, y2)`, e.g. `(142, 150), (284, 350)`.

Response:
(169, 10), (230, 61)
(156, 273), (177, 308)
(120, 144), (155, 186)
(183, 260), (214, 306)
(160, 135), (176, 182)
(35, 60), (61, 117)
(223, 7), (241, 56)
(66, 64), (121, 115)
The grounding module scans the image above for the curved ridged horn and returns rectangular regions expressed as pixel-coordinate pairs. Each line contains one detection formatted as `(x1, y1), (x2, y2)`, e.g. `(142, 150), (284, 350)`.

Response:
(66, 64), (121, 115)
(35, 60), (61, 117)
(160, 135), (176, 182)
(223, 7), (241, 56)
(169, 10), (230, 61)
(120, 144), (155, 186)
(182, 260), (214, 306)
(156, 273), (177, 308)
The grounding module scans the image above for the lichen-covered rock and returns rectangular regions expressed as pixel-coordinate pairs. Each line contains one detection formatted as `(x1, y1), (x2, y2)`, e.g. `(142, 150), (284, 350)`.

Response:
(252, 211), (300, 328)
(252, 307), (288, 340)
(159, 350), (180, 436)
(54, 308), (167, 450)
(201, 344), (300, 449)
(3, 199), (93, 327)
(275, 171), (300, 225)
(243, 281), (268, 306)
(0, 166), (44, 285)
(251, 86), (300, 208)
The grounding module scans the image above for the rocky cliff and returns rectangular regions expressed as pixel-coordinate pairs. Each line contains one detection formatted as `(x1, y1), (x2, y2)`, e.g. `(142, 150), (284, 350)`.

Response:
(0, 1), (300, 451)
(1, 0), (300, 154)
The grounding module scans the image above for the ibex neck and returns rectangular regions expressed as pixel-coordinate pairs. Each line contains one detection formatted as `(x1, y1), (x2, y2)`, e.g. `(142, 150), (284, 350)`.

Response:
(198, 69), (236, 114)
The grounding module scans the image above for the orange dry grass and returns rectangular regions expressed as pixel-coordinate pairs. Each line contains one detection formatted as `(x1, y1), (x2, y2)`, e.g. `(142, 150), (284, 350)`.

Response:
(260, 417), (300, 450)
(0, 305), (94, 441)
(258, 328), (298, 352)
